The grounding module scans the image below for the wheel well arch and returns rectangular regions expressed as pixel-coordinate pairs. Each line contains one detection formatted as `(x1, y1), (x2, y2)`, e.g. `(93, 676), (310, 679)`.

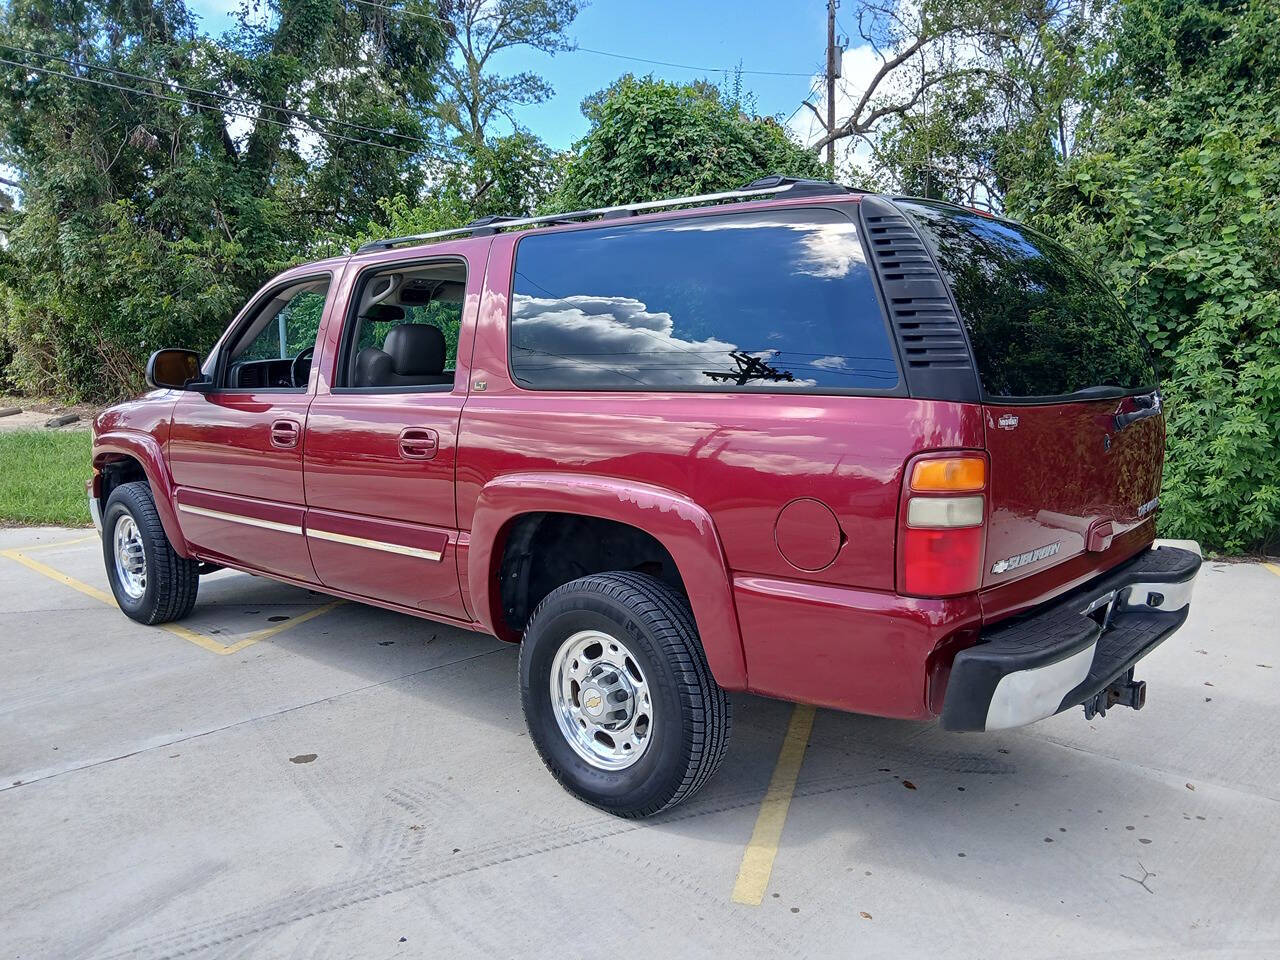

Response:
(468, 472), (748, 688)
(494, 512), (686, 638)
(95, 453), (148, 506)
(90, 434), (191, 556)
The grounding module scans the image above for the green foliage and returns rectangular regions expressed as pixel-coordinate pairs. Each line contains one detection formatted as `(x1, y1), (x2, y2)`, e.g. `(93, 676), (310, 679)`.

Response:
(1011, 0), (1280, 551)
(0, 430), (91, 526)
(0, 0), (449, 400)
(320, 133), (563, 256)
(553, 76), (825, 210)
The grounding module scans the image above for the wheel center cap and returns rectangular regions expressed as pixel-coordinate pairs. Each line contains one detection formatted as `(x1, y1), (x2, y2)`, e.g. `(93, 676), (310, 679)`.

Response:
(582, 688), (605, 717)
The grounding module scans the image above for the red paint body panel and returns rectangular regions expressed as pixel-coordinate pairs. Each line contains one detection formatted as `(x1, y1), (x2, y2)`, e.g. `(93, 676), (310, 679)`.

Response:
(304, 507), (463, 616)
(167, 391), (317, 582)
(300, 241), (485, 618)
(172, 486), (314, 582)
(979, 520), (1155, 625)
(467, 472), (748, 688)
(734, 574), (982, 718)
(88, 193), (1172, 724)
(981, 400), (1164, 589)
(92, 392), (187, 554)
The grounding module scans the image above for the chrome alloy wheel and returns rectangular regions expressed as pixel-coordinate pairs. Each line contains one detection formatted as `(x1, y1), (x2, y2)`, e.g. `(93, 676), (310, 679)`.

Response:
(112, 513), (147, 600)
(549, 629), (653, 770)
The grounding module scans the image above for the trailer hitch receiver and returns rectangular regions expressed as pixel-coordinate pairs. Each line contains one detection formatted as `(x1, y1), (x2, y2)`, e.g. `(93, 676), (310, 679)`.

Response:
(1083, 668), (1147, 720)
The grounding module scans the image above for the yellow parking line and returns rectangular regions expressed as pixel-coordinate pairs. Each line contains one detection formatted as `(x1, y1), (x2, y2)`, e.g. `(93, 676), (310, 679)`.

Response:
(731, 703), (816, 905)
(1265, 563), (1280, 579)
(10, 534), (99, 553)
(0, 544), (343, 655)
(1, 547), (117, 605)
(215, 601), (345, 654)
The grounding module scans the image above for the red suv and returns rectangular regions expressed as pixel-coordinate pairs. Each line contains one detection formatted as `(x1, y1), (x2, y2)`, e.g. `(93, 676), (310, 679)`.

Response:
(88, 176), (1200, 817)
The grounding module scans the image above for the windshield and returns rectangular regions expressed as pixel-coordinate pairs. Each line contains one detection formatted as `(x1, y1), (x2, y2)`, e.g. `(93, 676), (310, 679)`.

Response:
(899, 200), (1157, 400)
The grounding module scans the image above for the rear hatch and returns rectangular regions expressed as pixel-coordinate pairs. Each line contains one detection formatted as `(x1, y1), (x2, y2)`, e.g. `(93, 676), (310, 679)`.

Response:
(899, 200), (1163, 589)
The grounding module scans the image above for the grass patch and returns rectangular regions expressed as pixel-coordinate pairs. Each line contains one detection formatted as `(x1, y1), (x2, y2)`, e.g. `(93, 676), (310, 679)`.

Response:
(0, 430), (92, 526)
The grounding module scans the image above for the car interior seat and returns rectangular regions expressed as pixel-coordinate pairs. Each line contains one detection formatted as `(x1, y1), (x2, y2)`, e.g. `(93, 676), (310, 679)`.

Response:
(354, 322), (452, 387)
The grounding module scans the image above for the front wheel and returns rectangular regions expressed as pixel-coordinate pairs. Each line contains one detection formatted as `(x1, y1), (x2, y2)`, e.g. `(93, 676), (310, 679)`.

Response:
(102, 481), (200, 624)
(519, 572), (731, 818)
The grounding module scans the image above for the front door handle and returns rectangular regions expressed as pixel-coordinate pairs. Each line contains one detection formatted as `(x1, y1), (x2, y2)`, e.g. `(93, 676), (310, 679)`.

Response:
(270, 418), (300, 449)
(399, 427), (439, 460)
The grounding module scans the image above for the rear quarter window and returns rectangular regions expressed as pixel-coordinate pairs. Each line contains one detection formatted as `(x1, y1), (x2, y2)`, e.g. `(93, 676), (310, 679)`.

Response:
(899, 200), (1157, 400)
(508, 207), (899, 392)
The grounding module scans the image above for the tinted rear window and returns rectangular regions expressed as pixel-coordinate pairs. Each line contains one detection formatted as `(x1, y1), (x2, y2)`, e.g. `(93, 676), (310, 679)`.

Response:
(508, 207), (899, 392)
(900, 200), (1156, 399)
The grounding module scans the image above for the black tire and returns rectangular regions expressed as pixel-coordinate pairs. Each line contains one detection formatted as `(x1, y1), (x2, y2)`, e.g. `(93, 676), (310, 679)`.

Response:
(519, 571), (731, 818)
(101, 481), (200, 625)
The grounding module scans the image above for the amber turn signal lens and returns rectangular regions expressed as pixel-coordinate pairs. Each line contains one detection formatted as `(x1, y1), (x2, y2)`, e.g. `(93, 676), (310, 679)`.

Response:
(910, 456), (986, 492)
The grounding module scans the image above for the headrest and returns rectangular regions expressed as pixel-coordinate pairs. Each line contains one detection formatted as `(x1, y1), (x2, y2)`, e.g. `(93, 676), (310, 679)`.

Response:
(363, 303), (405, 322)
(383, 323), (445, 376)
(354, 346), (393, 387)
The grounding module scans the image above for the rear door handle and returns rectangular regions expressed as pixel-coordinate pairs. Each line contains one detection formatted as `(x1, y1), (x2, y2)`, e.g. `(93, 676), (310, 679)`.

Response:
(399, 427), (439, 460)
(270, 418), (300, 449)
(1113, 392), (1162, 432)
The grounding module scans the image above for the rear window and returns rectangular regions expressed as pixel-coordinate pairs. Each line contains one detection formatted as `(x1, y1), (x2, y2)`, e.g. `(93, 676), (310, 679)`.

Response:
(508, 207), (899, 392)
(899, 200), (1157, 400)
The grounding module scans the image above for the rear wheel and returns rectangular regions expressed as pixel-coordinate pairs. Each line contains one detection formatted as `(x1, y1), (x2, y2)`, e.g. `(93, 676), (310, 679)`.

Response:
(519, 572), (731, 818)
(102, 481), (200, 624)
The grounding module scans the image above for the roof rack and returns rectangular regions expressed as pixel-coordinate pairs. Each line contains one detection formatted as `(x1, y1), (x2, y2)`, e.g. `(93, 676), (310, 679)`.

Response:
(354, 175), (854, 253)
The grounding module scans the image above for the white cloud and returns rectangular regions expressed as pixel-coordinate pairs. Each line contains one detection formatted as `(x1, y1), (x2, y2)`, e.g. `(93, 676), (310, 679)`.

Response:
(509, 293), (818, 387)
(810, 355), (848, 370)
(787, 42), (888, 171)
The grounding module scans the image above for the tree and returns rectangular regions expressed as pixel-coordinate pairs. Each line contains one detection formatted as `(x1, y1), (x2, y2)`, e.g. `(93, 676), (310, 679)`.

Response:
(856, 0), (1110, 206)
(330, 130), (564, 255)
(554, 76), (825, 210)
(1010, 0), (1280, 552)
(433, 0), (581, 155)
(0, 0), (450, 399)
(808, 0), (1016, 166)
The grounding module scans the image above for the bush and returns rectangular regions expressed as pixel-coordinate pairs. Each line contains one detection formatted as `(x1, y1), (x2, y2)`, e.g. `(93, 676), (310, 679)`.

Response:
(1011, 0), (1280, 553)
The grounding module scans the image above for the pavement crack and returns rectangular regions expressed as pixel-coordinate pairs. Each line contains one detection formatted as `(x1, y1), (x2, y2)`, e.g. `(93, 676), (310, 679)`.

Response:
(1120, 861), (1157, 894)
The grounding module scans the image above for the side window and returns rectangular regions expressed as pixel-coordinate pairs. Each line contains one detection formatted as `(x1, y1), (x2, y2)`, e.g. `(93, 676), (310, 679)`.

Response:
(337, 261), (466, 391)
(508, 208), (899, 392)
(223, 278), (331, 390)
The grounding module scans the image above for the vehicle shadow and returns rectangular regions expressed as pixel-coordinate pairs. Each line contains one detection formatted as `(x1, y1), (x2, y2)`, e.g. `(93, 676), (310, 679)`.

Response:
(99, 568), (1229, 945)
(235, 569), (1172, 858)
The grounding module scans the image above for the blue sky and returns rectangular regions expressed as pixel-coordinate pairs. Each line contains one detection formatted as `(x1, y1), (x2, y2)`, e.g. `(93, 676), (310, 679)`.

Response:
(184, 0), (836, 149)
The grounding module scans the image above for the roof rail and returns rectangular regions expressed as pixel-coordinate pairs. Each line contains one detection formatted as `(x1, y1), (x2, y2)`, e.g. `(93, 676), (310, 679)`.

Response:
(353, 175), (853, 253)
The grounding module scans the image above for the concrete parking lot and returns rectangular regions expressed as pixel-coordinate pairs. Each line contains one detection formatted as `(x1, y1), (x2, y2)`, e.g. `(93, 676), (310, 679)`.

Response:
(1, 527), (1277, 960)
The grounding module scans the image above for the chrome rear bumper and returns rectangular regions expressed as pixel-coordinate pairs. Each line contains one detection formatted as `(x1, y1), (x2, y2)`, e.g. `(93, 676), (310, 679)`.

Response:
(941, 544), (1202, 732)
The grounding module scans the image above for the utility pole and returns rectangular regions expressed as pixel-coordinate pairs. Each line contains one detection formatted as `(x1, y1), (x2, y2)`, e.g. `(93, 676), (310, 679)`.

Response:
(826, 0), (837, 178)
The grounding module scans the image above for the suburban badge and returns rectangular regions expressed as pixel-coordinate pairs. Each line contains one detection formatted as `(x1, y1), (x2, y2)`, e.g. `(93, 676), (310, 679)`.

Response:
(991, 540), (1061, 574)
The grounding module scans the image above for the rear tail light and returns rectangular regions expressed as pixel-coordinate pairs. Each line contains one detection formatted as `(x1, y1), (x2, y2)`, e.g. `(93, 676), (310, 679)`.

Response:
(899, 454), (988, 597)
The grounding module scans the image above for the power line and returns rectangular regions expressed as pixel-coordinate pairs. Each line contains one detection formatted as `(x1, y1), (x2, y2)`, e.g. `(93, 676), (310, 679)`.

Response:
(0, 42), (457, 153)
(0, 55), (450, 158)
(346, 0), (815, 78)
(784, 77), (823, 127)
(572, 46), (813, 78)
(346, 0), (454, 27)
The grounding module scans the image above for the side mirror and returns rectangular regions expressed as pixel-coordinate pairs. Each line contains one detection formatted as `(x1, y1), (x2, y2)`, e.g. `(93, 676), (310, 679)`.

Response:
(146, 349), (210, 391)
